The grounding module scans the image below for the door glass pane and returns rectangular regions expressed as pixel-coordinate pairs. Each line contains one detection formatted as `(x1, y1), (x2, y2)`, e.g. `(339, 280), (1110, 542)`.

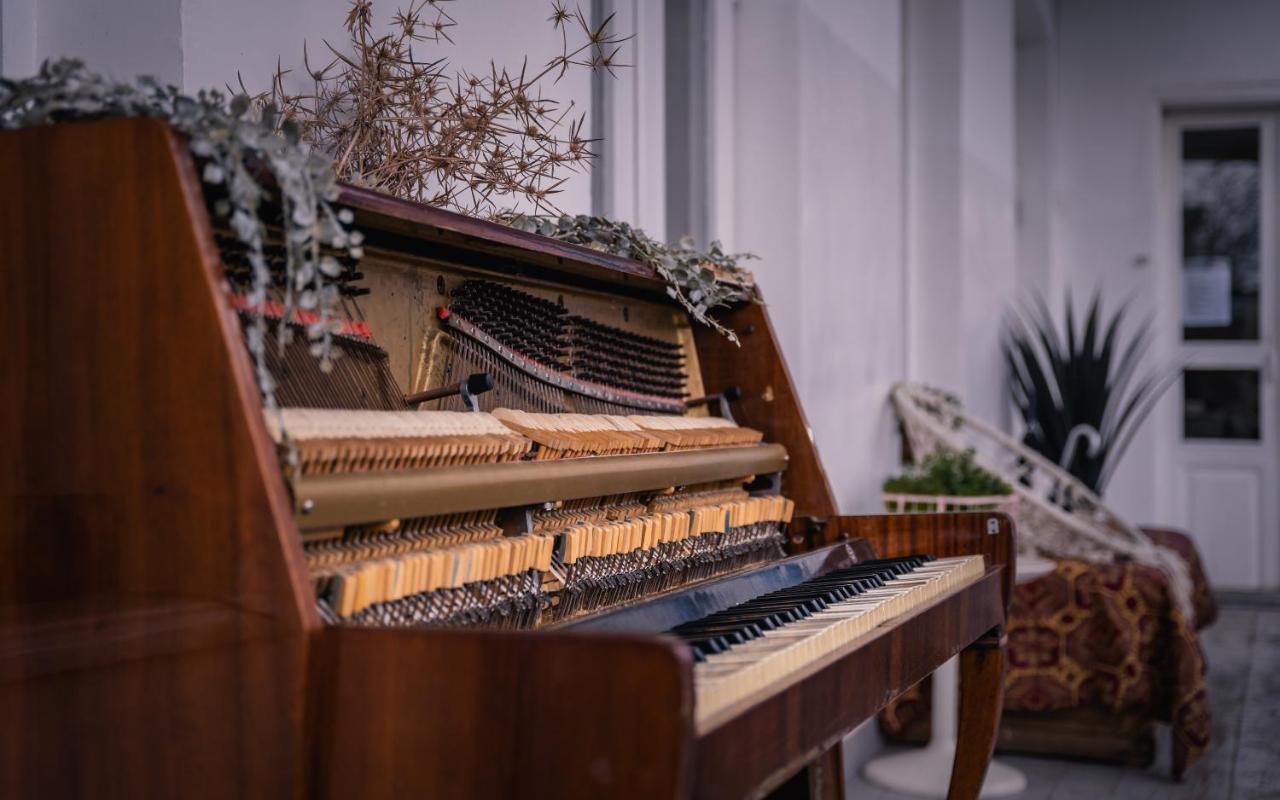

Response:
(1181, 126), (1260, 340)
(1184, 369), (1261, 440)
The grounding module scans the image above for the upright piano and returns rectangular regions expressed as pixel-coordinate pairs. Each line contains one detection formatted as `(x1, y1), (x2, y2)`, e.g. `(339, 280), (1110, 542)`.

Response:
(0, 118), (1013, 799)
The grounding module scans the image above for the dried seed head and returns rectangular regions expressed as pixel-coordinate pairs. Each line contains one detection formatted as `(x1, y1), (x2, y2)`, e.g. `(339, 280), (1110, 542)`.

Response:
(253, 0), (630, 216)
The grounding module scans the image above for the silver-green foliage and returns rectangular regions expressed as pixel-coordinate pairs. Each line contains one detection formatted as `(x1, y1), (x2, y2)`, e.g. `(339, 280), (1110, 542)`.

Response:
(500, 213), (755, 344)
(0, 59), (362, 408)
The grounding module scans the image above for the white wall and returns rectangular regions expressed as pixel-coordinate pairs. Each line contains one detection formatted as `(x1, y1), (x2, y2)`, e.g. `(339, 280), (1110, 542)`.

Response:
(1, 0), (181, 81)
(959, 0), (1017, 426)
(906, 0), (1017, 428)
(726, 0), (1016, 515)
(731, 0), (907, 515)
(1015, 23), (1054, 298)
(595, 0), (666, 237)
(1048, 0), (1280, 524)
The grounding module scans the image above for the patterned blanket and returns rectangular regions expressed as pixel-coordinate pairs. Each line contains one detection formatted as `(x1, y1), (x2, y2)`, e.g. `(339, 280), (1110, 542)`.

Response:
(881, 528), (1217, 776)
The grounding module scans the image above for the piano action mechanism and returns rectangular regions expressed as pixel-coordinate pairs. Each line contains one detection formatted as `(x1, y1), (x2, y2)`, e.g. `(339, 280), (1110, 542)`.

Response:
(0, 118), (1014, 799)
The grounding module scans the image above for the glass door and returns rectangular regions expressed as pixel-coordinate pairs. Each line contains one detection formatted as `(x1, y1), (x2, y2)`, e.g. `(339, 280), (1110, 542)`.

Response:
(1165, 111), (1278, 590)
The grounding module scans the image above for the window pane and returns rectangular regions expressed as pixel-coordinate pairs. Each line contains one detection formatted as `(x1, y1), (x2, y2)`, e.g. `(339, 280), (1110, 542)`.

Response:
(1183, 369), (1261, 440)
(1181, 126), (1260, 341)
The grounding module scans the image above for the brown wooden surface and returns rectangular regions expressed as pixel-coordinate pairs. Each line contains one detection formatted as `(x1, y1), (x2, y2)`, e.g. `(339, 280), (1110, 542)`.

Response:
(312, 626), (694, 799)
(694, 569), (1005, 799)
(825, 512), (1016, 610)
(695, 302), (838, 524)
(806, 745), (848, 800)
(0, 118), (314, 797)
(947, 631), (1006, 800)
(339, 183), (673, 298)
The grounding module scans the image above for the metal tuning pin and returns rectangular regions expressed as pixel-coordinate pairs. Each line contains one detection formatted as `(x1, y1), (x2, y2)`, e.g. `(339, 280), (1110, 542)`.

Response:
(685, 385), (743, 424)
(404, 372), (496, 411)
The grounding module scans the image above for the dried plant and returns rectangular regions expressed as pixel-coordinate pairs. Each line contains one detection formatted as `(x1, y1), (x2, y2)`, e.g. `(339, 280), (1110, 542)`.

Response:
(499, 213), (757, 344)
(251, 0), (628, 216)
(0, 59), (362, 413)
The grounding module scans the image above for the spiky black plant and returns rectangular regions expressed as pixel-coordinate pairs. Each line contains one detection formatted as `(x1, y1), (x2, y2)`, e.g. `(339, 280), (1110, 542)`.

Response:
(1003, 292), (1178, 494)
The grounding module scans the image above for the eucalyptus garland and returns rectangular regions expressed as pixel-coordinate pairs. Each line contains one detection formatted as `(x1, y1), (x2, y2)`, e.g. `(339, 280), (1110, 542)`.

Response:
(499, 213), (756, 344)
(0, 59), (362, 408)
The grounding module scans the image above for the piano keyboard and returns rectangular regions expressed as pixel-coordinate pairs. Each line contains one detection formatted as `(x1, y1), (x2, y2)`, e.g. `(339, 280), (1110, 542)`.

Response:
(676, 554), (987, 727)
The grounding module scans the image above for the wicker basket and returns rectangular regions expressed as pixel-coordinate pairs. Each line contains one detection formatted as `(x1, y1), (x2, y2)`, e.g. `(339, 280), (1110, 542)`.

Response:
(888, 382), (1196, 623)
(883, 493), (1019, 515)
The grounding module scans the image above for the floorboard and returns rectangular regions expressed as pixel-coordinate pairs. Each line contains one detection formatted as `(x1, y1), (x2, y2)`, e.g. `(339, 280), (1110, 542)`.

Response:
(846, 607), (1278, 800)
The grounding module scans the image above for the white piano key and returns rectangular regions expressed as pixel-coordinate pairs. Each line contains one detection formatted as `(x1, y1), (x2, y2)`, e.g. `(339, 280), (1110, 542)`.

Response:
(693, 555), (986, 726)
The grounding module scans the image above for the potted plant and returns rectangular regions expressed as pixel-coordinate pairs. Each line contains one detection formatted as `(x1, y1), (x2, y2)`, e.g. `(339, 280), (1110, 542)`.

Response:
(1002, 292), (1178, 494)
(882, 449), (1016, 514)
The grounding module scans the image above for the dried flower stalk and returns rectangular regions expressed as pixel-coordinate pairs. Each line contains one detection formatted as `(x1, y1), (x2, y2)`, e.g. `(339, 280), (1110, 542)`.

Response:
(250, 0), (628, 216)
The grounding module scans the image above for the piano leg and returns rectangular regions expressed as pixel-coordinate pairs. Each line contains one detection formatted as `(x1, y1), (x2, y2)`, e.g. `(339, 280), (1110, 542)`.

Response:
(807, 744), (846, 800)
(946, 628), (1006, 800)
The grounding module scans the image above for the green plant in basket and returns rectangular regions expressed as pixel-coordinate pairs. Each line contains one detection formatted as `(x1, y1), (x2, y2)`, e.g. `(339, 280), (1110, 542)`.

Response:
(882, 450), (1012, 512)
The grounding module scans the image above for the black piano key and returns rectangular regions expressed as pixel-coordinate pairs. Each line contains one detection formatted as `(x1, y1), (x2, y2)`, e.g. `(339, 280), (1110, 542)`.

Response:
(686, 635), (733, 654)
(673, 622), (765, 641)
(670, 555), (936, 659)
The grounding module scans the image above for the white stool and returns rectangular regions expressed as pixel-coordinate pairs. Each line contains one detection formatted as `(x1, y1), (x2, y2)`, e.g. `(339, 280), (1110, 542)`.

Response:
(862, 554), (1056, 797)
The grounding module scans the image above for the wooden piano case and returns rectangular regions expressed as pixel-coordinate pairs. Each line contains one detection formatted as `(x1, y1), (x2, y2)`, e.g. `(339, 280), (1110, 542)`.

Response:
(0, 118), (1012, 799)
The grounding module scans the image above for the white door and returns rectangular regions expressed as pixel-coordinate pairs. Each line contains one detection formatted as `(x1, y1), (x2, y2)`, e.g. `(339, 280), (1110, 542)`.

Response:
(1162, 112), (1279, 590)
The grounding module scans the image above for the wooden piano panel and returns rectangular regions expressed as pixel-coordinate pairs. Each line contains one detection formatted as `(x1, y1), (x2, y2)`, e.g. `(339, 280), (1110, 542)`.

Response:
(0, 118), (314, 798)
(312, 627), (693, 799)
(828, 512), (1017, 608)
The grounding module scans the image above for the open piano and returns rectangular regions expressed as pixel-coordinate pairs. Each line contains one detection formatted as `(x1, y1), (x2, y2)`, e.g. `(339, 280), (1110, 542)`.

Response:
(0, 119), (1013, 799)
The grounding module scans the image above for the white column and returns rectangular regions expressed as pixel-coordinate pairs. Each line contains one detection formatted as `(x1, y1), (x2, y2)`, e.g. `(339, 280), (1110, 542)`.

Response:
(904, 0), (964, 391)
(594, 0), (665, 238)
(2, 0), (38, 77)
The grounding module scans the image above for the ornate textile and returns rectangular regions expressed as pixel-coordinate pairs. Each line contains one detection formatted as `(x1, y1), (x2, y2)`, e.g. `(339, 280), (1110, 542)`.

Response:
(881, 528), (1217, 777)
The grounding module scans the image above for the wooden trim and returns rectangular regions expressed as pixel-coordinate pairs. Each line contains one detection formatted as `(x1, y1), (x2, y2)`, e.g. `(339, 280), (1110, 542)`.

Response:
(0, 116), (313, 798)
(695, 302), (839, 523)
(947, 629), (1006, 800)
(337, 183), (671, 296)
(292, 444), (790, 530)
